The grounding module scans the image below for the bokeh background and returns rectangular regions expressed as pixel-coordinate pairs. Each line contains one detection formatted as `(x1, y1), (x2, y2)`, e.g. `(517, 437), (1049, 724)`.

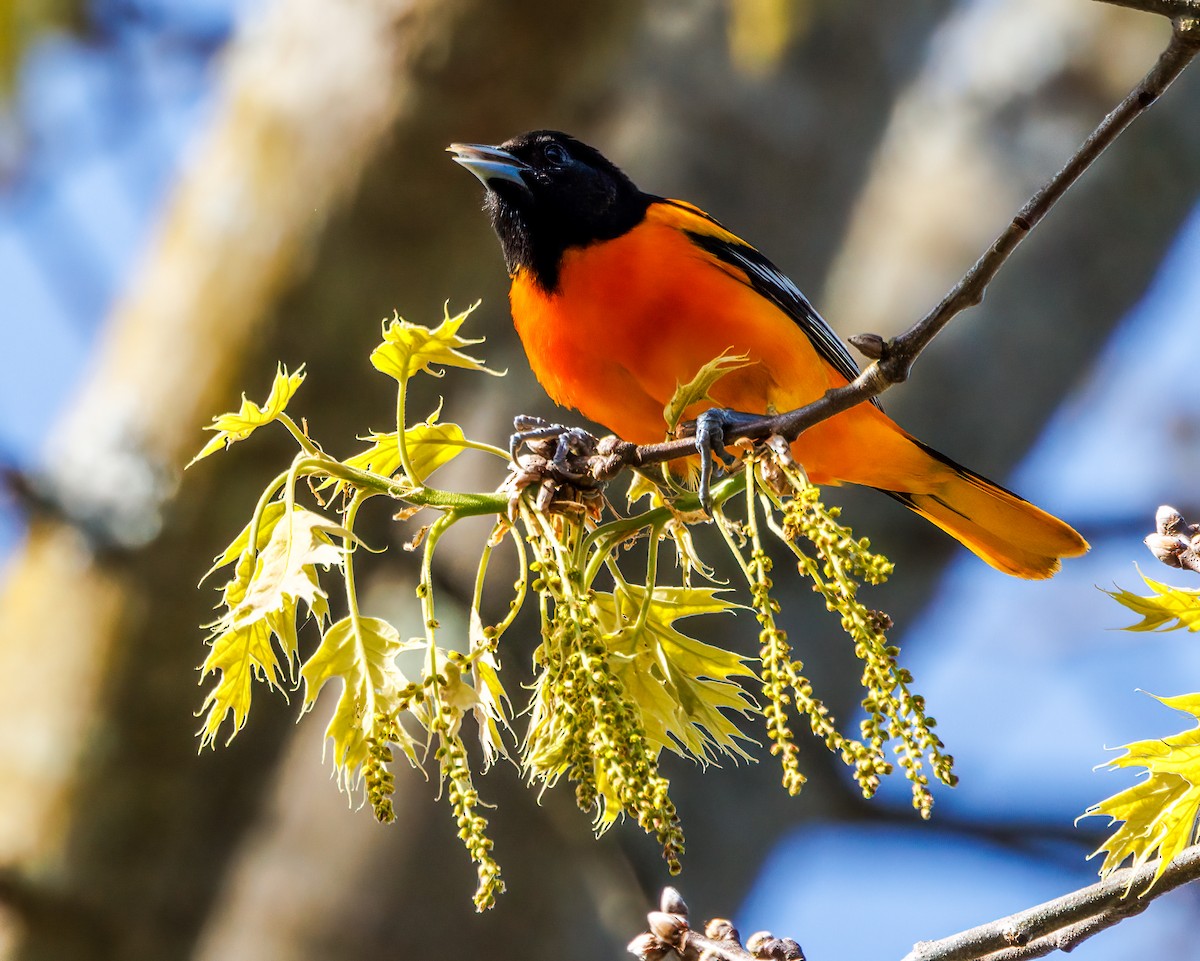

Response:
(3, 0), (1200, 958)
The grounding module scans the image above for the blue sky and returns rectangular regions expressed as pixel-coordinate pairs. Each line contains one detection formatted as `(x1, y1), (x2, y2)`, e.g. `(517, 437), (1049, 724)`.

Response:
(0, 4), (228, 554)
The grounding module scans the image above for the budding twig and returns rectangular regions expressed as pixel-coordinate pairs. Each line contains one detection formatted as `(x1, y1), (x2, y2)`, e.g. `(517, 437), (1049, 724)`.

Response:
(1144, 505), (1200, 573)
(723, 15), (1200, 457)
(628, 888), (804, 961)
(1090, 0), (1200, 16)
(631, 848), (1200, 961)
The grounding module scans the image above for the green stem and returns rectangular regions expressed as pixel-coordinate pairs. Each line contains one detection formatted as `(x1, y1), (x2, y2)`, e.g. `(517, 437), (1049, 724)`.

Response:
(580, 511), (654, 565)
(630, 525), (664, 637)
(458, 438), (511, 460)
(714, 505), (755, 586)
(394, 374), (420, 486)
(525, 502), (577, 602)
(277, 412), (321, 457)
(420, 511), (458, 734)
(474, 521), (528, 652)
(743, 458), (762, 550)
(336, 490), (382, 732)
(580, 532), (630, 588)
(470, 536), (496, 640)
(575, 471), (746, 580)
(602, 553), (632, 593)
(342, 491), (368, 623)
(245, 468), (293, 568)
(314, 458), (509, 516)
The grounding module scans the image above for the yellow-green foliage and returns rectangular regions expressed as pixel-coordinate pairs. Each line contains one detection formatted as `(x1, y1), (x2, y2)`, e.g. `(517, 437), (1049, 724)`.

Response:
(190, 302), (955, 910)
(1107, 571), (1200, 633)
(1083, 575), (1200, 890)
(1083, 693), (1200, 888)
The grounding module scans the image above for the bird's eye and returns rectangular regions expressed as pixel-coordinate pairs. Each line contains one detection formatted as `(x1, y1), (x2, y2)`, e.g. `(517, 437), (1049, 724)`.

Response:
(542, 143), (568, 165)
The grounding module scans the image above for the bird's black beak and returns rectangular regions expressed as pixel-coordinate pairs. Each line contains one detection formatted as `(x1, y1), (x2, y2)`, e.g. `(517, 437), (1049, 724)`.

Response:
(448, 143), (531, 191)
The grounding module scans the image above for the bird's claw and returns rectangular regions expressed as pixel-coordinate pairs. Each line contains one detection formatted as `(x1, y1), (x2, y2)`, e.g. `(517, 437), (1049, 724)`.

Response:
(692, 408), (762, 514)
(510, 415), (560, 460)
(510, 416), (597, 482)
(505, 416), (608, 518)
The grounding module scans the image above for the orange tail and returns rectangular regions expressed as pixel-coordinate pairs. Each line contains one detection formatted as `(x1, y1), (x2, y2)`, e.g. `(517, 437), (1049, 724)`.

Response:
(880, 441), (1088, 579)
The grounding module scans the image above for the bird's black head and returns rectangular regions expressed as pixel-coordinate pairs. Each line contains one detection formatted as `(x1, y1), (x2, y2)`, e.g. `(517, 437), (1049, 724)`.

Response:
(449, 130), (651, 291)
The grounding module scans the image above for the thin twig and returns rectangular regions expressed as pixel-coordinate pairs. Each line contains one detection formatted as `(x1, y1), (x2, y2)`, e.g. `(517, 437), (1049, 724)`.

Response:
(629, 891), (805, 961)
(901, 844), (1200, 961)
(581, 14), (1200, 480)
(633, 849), (1200, 961)
(1090, 0), (1200, 17)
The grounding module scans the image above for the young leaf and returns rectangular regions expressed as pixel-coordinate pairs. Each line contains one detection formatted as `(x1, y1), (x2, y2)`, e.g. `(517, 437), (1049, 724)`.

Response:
(330, 420), (470, 492)
(190, 364), (306, 465)
(469, 609), (512, 767)
(198, 609), (297, 747)
(1082, 692), (1200, 888)
(197, 504), (342, 747)
(231, 507), (346, 625)
(662, 349), (752, 432)
(204, 500), (288, 592)
(594, 584), (757, 762)
(370, 302), (503, 383)
(627, 470), (661, 506)
(300, 615), (423, 786)
(1107, 571), (1200, 632)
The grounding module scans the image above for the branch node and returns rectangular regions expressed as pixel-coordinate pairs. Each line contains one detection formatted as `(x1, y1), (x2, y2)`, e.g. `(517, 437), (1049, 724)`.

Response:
(705, 918), (741, 944)
(1176, 16), (1200, 44)
(1002, 923), (1031, 947)
(648, 911), (689, 943)
(848, 332), (887, 360)
(878, 353), (911, 386)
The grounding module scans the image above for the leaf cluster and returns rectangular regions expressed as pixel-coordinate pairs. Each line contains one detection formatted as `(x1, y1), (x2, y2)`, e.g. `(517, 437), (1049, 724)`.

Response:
(1083, 573), (1200, 890)
(190, 303), (955, 909)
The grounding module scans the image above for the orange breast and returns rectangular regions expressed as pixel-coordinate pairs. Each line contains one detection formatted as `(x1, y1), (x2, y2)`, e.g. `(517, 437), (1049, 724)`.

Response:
(507, 210), (934, 490)
(511, 220), (835, 424)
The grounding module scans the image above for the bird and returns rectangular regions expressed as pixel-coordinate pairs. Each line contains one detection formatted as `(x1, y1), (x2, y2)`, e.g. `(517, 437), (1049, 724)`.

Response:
(449, 130), (1088, 578)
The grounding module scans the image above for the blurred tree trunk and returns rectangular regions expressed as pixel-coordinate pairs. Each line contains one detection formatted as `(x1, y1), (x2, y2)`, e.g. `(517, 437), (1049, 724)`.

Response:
(0, 0), (641, 958)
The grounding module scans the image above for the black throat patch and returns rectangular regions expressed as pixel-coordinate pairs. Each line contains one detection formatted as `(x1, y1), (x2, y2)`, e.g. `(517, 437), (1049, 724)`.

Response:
(479, 131), (653, 293)
(486, 183), (652, 293)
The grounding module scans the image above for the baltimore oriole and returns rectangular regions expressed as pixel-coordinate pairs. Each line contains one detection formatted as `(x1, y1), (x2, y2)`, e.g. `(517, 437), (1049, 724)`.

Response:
(450, 131), (1088, 578)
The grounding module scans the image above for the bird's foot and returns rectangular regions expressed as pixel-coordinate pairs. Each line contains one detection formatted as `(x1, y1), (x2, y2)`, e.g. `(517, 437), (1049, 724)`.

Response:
(510, 416), (598, 480)
(507, 416), (608, 516)
(688, 407), (763, 514)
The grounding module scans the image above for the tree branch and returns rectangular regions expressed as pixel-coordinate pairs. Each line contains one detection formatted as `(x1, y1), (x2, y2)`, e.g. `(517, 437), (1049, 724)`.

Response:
(731, 14), (1200, 447)
(628, 889), (805, 961)
(632, 849), (1200, 961)
(566, 12), (1200, 484)
(902, 844), (1200, 961)
(1090, 0), (1200, 17)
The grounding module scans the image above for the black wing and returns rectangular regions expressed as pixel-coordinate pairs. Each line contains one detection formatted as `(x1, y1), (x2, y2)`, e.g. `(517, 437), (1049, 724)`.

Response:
(681, 225), (869, 396)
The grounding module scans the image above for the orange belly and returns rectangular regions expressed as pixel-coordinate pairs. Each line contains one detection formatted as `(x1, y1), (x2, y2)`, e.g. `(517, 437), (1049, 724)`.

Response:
(509, 214), (939, 490)
(504, 204), (1088, 578)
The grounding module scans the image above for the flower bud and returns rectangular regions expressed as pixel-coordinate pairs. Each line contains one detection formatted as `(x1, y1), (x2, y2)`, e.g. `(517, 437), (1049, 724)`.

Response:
(660, 887), (689, 917)
(648, 911), (688, 943)
(627, 933), (672, 961)
(704, 918), (739, 944)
